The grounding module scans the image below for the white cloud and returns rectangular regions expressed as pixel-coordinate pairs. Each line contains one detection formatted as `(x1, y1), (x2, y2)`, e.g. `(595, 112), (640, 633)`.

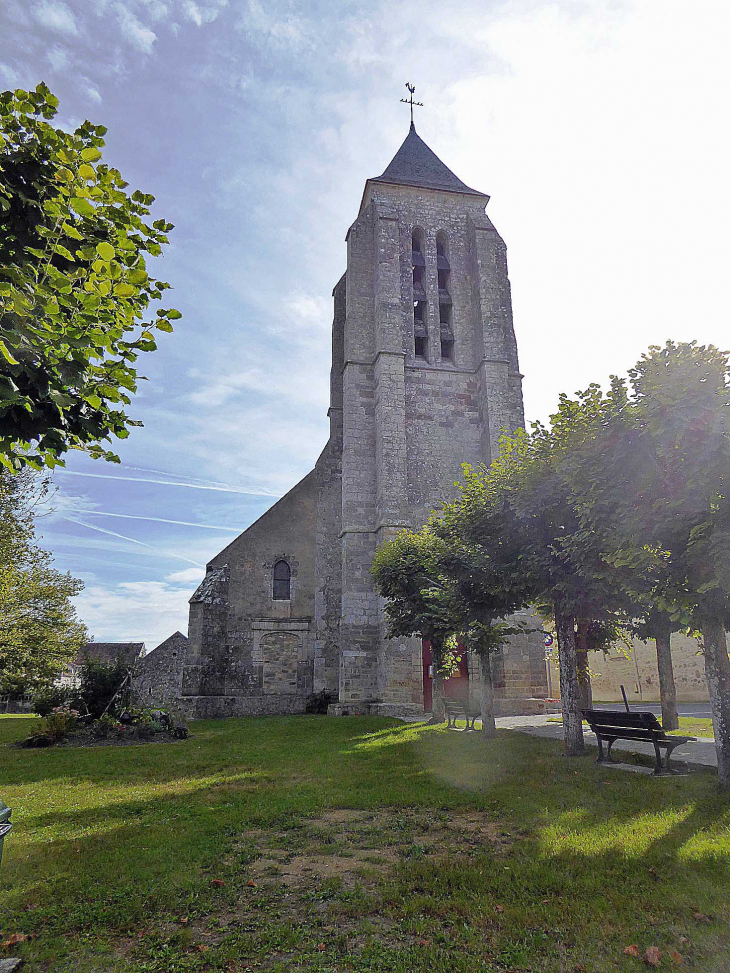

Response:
(84, 83), (102, 103)
(182, 0), (225, 27)
(0, 63), (20, 86)
(74, 579), (191, 647)
(46, 45), (69, 70)
(113, 2), (157, 52)
(166, 567), (204, 583)
(32, 0), (78, 35)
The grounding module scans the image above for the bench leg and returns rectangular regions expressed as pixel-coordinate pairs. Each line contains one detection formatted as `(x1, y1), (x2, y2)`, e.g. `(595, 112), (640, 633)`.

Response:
(596, 735), (605, 763)
(652, 740), (668, 776)
(605, 739), (618, 764)
(663, 743), (684, 775)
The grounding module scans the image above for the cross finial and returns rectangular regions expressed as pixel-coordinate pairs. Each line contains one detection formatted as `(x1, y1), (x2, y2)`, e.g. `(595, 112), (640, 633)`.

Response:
(400, 82), (423, 129)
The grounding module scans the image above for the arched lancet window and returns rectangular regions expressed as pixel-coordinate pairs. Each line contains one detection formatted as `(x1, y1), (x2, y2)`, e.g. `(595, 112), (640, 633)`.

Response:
(273, 559), (291, 600)
(436, 231), (454, 361)
(412, 228), (428, 359)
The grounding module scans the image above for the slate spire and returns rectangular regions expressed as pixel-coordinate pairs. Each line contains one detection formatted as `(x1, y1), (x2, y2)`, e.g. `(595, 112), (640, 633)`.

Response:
(370, 124), (486, 197)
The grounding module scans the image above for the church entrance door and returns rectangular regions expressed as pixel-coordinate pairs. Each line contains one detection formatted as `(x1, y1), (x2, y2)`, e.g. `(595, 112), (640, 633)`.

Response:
(421, 640), (469, 713)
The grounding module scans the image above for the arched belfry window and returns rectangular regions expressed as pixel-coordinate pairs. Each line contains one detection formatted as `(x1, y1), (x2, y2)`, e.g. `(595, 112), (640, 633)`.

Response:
(273, 559), (291, 600)
(436, 232), (454, 361)
(412, 228), (428, 360)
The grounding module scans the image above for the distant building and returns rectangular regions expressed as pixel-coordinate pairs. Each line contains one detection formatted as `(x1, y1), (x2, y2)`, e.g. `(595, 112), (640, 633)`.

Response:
(58, 641), (146, 688)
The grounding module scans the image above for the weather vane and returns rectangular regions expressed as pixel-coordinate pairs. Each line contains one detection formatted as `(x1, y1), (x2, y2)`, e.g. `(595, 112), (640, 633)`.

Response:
(400, 82), (423, 126)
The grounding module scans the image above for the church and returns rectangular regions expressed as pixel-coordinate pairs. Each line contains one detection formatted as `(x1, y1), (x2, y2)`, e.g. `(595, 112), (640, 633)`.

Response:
(177, 118), (550, 719)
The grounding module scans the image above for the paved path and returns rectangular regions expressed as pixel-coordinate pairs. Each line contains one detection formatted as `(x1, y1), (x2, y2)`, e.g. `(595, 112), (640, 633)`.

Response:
(494, 714), (718, 770)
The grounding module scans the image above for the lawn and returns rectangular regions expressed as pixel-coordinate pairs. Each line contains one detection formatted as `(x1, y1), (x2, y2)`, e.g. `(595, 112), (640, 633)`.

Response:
(1, 714), (729, 973)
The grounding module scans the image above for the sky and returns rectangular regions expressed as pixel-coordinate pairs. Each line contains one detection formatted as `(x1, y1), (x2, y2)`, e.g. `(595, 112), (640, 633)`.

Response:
(1, 0), (728, 650)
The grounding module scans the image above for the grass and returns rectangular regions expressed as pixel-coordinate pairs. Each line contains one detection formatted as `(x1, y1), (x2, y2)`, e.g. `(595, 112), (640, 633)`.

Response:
(1, 714), (729, 972)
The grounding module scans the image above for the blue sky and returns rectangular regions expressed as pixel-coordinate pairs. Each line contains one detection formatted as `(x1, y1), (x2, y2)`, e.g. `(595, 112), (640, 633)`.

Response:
(1, 0), (728, 649)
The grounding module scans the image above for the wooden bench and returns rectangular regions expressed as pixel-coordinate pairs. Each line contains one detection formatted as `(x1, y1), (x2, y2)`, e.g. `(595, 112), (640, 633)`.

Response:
(444, 699), (480, 731)
(583, 709), (695, 775)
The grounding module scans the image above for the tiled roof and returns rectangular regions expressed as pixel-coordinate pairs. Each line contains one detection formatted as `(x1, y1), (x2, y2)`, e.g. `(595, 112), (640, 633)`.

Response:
(369, 123), (486, 197)
(78, 642), (145, 667)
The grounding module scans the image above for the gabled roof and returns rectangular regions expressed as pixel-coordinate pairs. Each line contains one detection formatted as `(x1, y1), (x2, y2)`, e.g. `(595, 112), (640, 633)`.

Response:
(369, 123), (486, 198)
(137, 631), (188, 667)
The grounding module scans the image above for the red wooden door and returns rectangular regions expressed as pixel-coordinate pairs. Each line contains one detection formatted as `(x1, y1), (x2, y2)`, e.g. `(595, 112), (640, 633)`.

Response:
(421, 640), (469, 712)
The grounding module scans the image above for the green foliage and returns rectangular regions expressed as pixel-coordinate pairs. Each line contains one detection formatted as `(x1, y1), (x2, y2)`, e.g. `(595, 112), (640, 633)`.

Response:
(371, 526), (463, 661)
(78, 658), (131, 719)
(0, 469), (86, 693)
(32, 684), (78, 716)
(0, 82), (180, 469)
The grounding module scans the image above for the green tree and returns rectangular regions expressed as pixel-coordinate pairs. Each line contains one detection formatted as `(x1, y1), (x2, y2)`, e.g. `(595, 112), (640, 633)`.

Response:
(371, 527), (463, 723)
(454, 388), (629, 757)
(570, 343), (730, 788)
(0, 470), (86, 693)
(0, 82), (180, 470)
(434, 503), (529, 737)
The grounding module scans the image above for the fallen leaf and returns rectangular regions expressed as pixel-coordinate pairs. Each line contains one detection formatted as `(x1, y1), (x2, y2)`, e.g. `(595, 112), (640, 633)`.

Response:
(624, 945), (640, 957)
(495, 905), (505, 913)
(247, 880), (257, 888)
(195, 944), (209, 953)
(178, 917), (189, 925)
(418, 939), (430, 947)
(316, 943), (326, 952)
(692, 912), (712, 923)
(2, 933), (28, 948)
(211, 878), (225, 887)
(541, 898), (551, 905)
(644, 946), (662, 966)
(678, 936), (689, 946)
(668, 950), (684, 964)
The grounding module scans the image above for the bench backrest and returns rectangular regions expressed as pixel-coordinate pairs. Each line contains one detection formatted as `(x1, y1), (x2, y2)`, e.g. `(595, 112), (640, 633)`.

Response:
(583, 709), (663, 732)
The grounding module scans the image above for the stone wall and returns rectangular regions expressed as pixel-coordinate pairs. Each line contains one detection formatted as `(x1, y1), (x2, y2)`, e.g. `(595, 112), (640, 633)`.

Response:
(333, 181), (541, 714)
(179, 473), (317, 718)
(131, 631), (187, 709)
(548, 633), (710, 704)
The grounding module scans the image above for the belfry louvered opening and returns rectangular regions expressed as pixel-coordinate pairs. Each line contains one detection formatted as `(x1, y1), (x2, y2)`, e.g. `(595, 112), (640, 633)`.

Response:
(412, 228), (428, 360)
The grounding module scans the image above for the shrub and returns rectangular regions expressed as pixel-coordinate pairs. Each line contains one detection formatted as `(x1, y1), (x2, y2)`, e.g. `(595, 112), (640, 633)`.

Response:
(78, 660), (131, 719)
(32, 685), (79, 717)
(25, 704), (79, 746)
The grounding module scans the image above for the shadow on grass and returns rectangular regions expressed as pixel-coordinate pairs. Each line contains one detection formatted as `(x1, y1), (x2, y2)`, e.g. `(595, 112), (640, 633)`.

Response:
(1, 714), (728, 970)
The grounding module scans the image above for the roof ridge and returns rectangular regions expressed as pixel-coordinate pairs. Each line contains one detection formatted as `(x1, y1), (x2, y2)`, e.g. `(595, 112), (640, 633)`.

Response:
(369, 125), (486, 198)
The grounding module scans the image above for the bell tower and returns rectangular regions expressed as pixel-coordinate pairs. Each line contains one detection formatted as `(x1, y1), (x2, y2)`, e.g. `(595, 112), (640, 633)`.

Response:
(315, 118), (534, 716)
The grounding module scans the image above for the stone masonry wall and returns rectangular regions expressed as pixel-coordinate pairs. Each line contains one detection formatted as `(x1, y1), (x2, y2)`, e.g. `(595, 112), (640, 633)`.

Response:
(132, 631), (188, 709)
(180, 473), (317, 718)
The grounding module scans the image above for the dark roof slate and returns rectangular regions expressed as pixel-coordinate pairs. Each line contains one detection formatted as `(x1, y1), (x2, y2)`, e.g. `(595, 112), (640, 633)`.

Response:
(77, 642), (145, 667)
(370, 123), (486, 197)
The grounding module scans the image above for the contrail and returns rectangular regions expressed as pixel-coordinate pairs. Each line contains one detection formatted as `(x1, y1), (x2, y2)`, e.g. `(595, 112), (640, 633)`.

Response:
(55, 470), (281, 497)
(64, 518), (205, 567)
(80, 510), (241, 532)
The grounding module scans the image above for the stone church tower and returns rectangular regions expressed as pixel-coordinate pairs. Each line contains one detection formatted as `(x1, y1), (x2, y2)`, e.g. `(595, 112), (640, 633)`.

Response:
(178, 122), (548, 719)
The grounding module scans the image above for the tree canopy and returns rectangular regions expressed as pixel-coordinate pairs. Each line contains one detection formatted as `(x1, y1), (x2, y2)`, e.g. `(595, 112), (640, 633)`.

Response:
(0, 82), (180, 470)
(0, 469), (86, 694)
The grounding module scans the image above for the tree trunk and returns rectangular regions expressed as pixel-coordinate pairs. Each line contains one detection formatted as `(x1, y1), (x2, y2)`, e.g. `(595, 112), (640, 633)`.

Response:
(700, 616), (730, 793)
(575, 620), (593, 713)
(655, 627), (679, 731)
(430, 638), (446, 724)
(555, 605), (585, 756)
(478, 649), (496, 738)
